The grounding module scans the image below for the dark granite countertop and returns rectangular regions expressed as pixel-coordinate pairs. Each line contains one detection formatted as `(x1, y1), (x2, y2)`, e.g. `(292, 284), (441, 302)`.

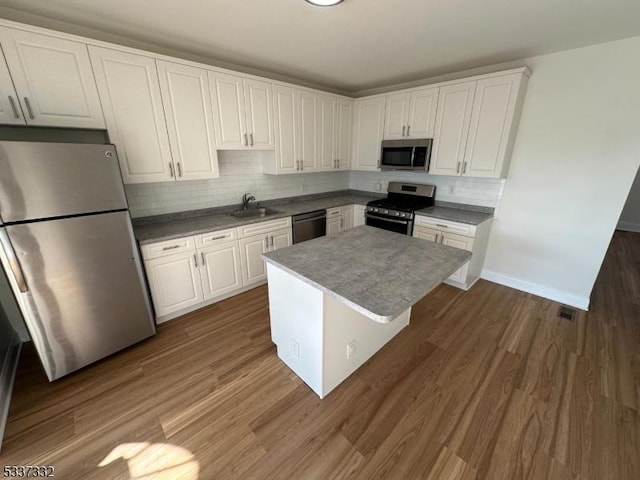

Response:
(133, 191), (380, 245)
(262, 226), (471, 323)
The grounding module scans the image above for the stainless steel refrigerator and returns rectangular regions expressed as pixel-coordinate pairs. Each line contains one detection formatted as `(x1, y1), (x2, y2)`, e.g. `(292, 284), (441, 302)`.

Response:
(0, 129), (155, 381)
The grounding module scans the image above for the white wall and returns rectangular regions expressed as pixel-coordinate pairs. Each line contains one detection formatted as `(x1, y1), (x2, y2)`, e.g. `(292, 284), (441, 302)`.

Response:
(618, 168), (640, 232)
(482, 36), (640, 310)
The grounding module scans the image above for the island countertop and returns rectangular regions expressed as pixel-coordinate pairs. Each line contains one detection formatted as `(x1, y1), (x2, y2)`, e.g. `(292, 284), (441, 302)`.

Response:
(262, 226), (471, 323)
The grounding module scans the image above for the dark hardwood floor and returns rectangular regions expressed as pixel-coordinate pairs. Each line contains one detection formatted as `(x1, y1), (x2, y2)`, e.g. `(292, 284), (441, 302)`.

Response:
(2, 231), (639, 479)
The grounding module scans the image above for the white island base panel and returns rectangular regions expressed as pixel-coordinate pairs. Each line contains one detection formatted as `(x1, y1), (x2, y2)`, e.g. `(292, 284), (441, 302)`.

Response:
(266, 264), (411, 399)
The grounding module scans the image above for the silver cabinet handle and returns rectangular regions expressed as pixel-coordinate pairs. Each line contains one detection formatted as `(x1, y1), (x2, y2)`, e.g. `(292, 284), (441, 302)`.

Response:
(340, 218), (343, 228)
(0, 230), (28, 292)
(23, 97), (35, 119)
(402, 125), (405, 137)
(434, 233), (439, 243)
(169, 162), (174, 177)
(263, 237), (268, 249)
(462, 162), (467, 174)
(436, 224), (448, 228)
(456, 162), (461, 174)
(194, 254), (198, 267)
(162, 244), (180, 251)
(244, 133), (248, 146)
(8, 96), (19, 118)
(250, 133), (254, 146)
(201, 252), (206, 265)
(209, 235), (227, 241)
(407, 125), (411, 136)
(337, 159), (340, 169)
(270, 235), (274, 248)
(177, 162), (182, 177)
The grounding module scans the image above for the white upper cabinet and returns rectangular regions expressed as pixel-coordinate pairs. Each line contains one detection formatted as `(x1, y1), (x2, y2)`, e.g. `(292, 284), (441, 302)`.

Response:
(429, 81), (476, 176)
(383, 86), (438, 140)
(157, 60), (219, 181)
(299, 89), (318, 171)
(89, 46), (173, 184)
(0, 28), (104, 128)
(463, 73), (526, 178)
(271, 84), (298, 174)
(243, 78), (274, 149)
(0, 51), (23, 125)
(407, 86), (439, 138)
(335, 98), (352, 170)
(352, 96), (385, 171)
(383, 92), (410, 139)
(209, 72), (274, 150)
(317, 94), (335, 171)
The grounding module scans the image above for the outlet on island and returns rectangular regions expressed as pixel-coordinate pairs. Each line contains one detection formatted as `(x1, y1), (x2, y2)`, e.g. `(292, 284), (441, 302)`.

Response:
(291, 339), (300, 358)
(346, 340), (356, 359)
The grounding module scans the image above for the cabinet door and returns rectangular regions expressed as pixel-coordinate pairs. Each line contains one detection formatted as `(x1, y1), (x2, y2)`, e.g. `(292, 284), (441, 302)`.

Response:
(326, 216), (342, 236)
(408, 86), (438, 138)
(89, 46), (173, 184)
(0, 52), (24, 124)
(352, 97), (385, 171)
(199, 242), (243, 301)
(210, 72), (247, 149)
(243, 78), (274, 149)
(270, 228), (292, 251)
(353, 205), (365, 227)
(463, 73), (521, 178)
(317, 94), (335, 170)
(145, 251), (203, 318)
(157, 60), (219, 181)
(0, 28), (104, 128)
(413, 226), (440, 243)
(441, 232), (473, 284)
(429, 81), (476, 176)
(299, 90), (318, 171)
(336, 99), (352, 169)
(383, 92), (409, 139)
(239, 234), (269, 285)
(272, 85), (298, 174)
(341, 205), (354, 230)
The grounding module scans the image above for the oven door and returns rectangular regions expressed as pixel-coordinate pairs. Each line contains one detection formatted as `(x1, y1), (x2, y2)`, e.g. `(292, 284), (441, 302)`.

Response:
(365, 213), (412, 235)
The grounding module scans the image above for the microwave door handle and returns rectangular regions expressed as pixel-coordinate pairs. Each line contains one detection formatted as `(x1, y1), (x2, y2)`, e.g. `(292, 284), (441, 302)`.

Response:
(410, 146), (417, 167)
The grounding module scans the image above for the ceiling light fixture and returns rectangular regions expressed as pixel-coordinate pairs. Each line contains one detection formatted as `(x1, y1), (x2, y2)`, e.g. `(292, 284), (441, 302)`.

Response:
(305, 0), (344, 6)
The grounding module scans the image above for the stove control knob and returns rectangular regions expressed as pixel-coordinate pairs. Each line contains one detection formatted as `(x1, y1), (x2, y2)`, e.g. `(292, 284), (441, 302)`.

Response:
(381, 209), (388, 214)
(372, 207), (378, 213)
(400, 212), (406, 218)
(394, 212), (400, 216)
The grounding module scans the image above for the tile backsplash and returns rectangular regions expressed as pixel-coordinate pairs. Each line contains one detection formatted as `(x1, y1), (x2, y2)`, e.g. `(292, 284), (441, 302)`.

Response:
(125, 151), (349, 217)
(125, 150), (504, 218)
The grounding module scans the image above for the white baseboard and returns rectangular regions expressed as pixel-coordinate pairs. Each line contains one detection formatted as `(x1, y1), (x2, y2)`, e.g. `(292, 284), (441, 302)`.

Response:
(617, 221), (640, 233)
(481, 269), (590, 311)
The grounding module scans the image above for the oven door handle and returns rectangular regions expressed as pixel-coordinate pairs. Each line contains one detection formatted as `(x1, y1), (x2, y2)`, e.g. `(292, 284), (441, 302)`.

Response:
(365, 213), (410, 225)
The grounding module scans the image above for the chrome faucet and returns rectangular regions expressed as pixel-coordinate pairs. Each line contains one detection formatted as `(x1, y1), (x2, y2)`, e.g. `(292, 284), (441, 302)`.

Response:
(242, 193), (256, 210)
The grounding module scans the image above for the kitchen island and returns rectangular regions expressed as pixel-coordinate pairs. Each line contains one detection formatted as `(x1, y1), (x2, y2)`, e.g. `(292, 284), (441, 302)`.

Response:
(262, 225), (471, 398)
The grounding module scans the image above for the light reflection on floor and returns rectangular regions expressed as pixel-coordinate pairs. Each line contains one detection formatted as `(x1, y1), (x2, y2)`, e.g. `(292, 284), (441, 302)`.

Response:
(99, 442), (199, 479)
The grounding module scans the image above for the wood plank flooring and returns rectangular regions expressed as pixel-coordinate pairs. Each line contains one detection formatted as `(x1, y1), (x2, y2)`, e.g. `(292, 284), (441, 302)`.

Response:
(2, 231), (639, 479)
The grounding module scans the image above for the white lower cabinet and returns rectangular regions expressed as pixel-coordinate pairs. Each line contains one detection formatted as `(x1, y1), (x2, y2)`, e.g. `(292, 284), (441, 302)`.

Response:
(141, 218), (291, 323)
(199, 241), (243, 300)
(353, 205), (365, 227)
(144, 250), (204, 318)
(413, 215), (492, 290)
(326, 205), (357, 235)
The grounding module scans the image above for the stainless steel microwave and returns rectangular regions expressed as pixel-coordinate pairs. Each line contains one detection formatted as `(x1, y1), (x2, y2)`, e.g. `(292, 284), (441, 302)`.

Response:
(380, 139), (433, 171)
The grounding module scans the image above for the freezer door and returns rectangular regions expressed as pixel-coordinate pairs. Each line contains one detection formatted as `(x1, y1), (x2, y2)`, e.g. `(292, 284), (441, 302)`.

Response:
(0, 142), (127, 223)
(0, 211), (155, 381)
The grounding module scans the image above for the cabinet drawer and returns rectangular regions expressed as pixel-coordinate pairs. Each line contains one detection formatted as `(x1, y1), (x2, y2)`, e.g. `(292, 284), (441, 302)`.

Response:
(195, 228), (237, 248)
(141, 236), (195, 260)
(326, 207), (342, 217)
(414, 215), (477, 237)
(238, 217), (291, 238)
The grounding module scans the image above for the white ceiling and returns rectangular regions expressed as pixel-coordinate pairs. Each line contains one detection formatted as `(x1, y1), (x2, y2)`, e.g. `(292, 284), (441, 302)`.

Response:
(1, 0), (639, 94)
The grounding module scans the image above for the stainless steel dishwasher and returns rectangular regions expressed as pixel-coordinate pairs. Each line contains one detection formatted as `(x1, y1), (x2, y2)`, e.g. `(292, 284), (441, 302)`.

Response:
(292, 210), (327, 244)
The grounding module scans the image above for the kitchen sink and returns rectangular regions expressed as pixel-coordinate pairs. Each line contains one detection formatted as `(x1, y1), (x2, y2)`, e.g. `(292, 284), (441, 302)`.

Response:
(230, 207), (281, 219)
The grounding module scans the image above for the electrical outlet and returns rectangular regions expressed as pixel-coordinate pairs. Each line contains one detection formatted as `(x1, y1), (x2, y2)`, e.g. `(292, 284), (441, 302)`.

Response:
(346, 340), (356, 359)
(374, 182), (382, 192)
(291, 339), (299, 358)
(448, 185), (455, 195)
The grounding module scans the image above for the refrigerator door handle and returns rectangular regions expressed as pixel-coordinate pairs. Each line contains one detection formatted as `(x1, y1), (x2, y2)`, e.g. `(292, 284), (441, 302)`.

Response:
(0, 230), (28, 292)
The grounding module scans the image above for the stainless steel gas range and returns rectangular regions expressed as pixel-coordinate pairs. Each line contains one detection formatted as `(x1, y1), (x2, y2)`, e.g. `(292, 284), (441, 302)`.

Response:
(365, 182), (436, 235)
